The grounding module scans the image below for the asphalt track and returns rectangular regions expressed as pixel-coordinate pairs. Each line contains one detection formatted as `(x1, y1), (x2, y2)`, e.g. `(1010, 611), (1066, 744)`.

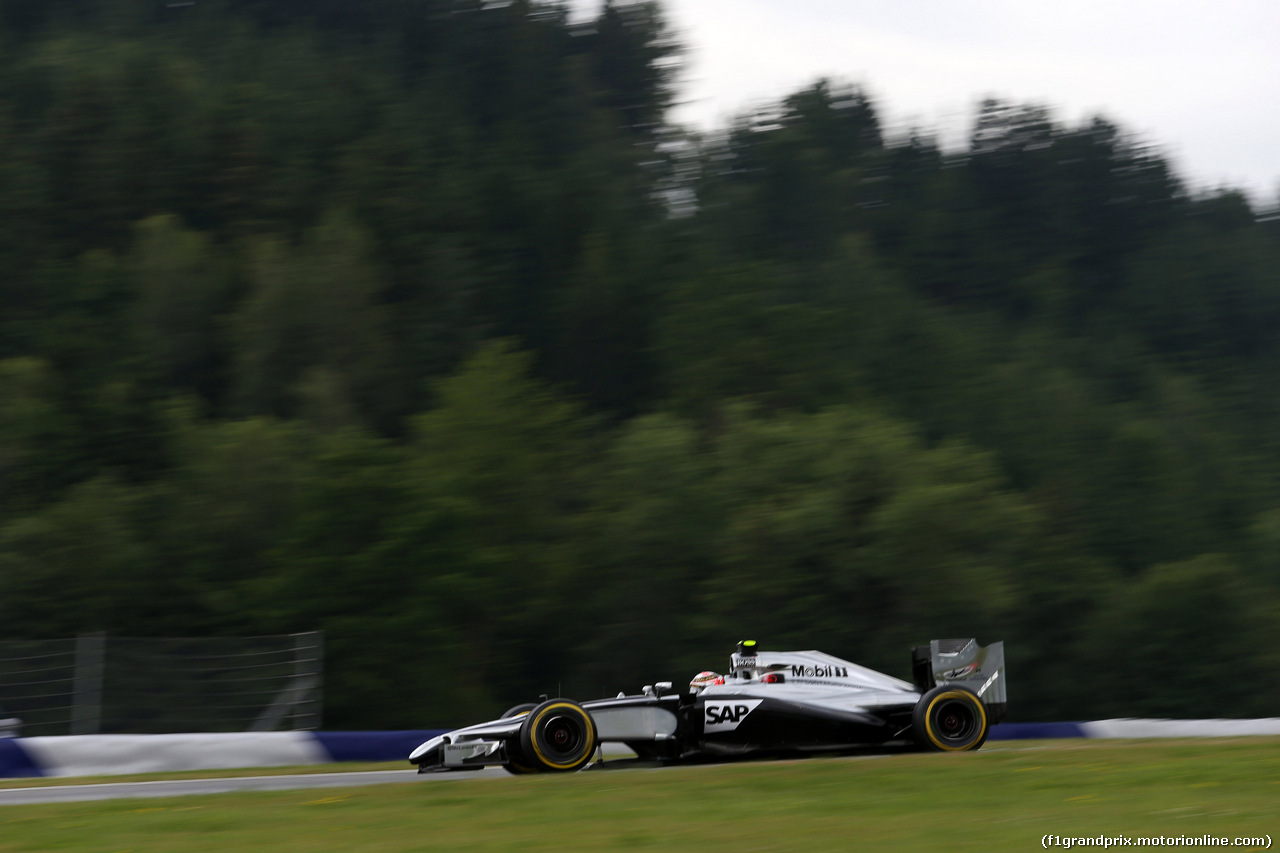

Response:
(0, 752), (894, 806)
(0, 743), (1142, 806)
(0, 768), (502, 806)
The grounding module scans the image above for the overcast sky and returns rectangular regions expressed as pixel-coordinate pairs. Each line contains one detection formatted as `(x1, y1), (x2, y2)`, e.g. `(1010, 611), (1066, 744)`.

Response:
(571, 0), (1280, 205)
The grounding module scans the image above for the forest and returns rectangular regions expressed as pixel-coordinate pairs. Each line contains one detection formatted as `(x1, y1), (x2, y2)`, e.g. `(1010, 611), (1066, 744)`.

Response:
(1, 0), (1278, 728)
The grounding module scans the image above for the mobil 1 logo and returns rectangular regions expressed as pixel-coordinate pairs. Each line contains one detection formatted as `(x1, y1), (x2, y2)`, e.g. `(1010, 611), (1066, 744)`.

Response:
(791, 664), (848, 678)
(703, 699), (764, 733)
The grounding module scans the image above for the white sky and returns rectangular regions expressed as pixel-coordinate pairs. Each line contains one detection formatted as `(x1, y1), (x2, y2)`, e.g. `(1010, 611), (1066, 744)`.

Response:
(570, 0), (1280, 205)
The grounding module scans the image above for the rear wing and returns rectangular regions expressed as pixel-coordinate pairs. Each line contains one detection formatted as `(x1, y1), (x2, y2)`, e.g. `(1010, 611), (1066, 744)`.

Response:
(912, 639), (1006, 723)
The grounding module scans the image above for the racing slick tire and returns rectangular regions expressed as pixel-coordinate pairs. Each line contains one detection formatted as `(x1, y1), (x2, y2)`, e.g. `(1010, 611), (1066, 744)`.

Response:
(518, 699), (598, 772)
(500, 704), (541, 774)
(912, 685), (989, 751)
(502, 739), (541, 775)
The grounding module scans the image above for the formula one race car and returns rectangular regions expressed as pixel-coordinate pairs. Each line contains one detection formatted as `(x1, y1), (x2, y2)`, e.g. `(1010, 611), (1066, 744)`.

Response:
(409, 638), (1006, 773)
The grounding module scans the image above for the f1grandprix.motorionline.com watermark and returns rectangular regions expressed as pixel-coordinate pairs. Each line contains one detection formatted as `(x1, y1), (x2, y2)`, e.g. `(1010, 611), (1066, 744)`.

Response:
(1042, 835), (1272, 849)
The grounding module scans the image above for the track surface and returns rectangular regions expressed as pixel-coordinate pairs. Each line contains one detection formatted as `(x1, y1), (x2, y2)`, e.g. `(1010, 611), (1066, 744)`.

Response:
(0, 747), (1005, 806)
(0, 753), (891, 806)
(0, 768), (500, 806)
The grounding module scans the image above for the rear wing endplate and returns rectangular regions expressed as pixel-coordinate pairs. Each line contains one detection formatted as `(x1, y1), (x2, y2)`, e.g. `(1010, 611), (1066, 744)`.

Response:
(912, 638), (1006, 722)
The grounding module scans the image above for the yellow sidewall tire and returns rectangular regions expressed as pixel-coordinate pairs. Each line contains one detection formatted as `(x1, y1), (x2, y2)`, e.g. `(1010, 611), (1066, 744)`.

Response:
(519, 700), (598, 772)
(915, 686), (989, 751)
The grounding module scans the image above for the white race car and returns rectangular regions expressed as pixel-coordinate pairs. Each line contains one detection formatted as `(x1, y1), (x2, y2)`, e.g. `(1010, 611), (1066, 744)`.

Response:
(410, 638), (1006, 773)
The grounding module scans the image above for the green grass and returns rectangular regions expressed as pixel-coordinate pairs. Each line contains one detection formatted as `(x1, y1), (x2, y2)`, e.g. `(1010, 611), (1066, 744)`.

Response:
(2, 739), (1278, 852)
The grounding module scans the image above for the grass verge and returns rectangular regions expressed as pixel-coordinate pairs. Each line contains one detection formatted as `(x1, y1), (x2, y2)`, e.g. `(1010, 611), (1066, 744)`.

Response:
(2, 738), (1278, 852)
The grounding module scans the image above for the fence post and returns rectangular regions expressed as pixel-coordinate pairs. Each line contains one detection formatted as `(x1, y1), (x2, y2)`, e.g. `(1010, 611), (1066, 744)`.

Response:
(297, 631), (323, 731)
(70, 632), (105, 735)
(249, 631), (324, 732)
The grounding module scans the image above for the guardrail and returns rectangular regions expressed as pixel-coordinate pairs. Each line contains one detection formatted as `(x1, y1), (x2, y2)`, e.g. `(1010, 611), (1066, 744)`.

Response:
(3, 720), (1280, 778)
(988, 719), (1280, 740)
(0, 731), (446, 778)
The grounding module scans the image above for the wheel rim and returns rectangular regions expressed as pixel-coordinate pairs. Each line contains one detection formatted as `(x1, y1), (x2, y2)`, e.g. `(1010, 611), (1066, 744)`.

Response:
(540, 714), (584, 759)
(524, 701), (597, 770)
(930, 697), (980, 743)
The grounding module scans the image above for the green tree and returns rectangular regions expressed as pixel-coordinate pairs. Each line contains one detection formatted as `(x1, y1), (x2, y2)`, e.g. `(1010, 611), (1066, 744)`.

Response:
(128, 215), (233, 402)
(571, 412), (721, 689)
(0, 358), (67, 515)
(1081, 554), (1277, 717)
(230, 212), (398, 428)
(0, 476), (163, 637)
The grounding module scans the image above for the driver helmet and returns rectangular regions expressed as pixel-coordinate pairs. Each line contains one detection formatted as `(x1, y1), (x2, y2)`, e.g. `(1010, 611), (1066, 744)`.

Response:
(689, 671), (724, 692)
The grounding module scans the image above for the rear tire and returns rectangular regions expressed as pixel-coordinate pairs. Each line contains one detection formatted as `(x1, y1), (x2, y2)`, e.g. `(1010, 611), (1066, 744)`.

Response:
(518, 699), (598, 772)
(912, 685), (989, 751)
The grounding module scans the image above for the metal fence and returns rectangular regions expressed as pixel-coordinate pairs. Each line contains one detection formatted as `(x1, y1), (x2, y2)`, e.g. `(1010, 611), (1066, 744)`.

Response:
(0, 632), (322, 736)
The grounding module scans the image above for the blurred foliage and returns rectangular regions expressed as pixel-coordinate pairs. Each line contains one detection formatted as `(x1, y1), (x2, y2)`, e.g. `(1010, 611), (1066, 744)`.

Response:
(0, 0), (1278, 726)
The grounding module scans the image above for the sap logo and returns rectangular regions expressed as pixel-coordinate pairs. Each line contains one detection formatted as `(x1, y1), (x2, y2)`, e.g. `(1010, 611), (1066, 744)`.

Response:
(703, 699), (763, 733)
(707, 704), (751, 725)
(791, 665), (849, 678)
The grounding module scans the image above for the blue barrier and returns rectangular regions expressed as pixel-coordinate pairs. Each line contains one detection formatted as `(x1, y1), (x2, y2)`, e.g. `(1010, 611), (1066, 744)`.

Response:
(0, 731), (447, 778)
(987, 722), (1086, 740)
(313, 730), (446, 763)
(0, 739), (42, 778)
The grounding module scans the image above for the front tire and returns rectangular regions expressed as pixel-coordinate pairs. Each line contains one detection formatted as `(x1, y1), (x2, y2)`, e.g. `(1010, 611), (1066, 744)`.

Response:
(913, 685), (989, 751)
(500, 704), (541, 773)
(500, 703), (537, 719)
(518, 699), (598, 772)
(502, 740), (540, 775)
